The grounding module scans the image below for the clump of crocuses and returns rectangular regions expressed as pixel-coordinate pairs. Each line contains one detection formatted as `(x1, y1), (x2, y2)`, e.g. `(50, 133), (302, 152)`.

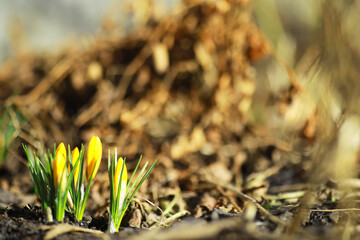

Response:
(108, 149), (156, 233)
(24, 136), (156, 232)
(24, 136), (103, 221)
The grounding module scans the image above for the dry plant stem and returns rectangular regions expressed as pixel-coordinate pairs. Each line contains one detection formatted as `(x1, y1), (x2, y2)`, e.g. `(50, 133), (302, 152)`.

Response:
(6, 58), (73, 106)
(216, 186), (242, 212)
(311, 208), (360, 212)
(41, 223), (110, 240)
(162, 189), (180, 216)
(163, 210), (189, 225)
(149, 210), (190, 229)
(205, 177), (287, 226)
(246, 164), (283, 189)
(266, 191), (305, 201)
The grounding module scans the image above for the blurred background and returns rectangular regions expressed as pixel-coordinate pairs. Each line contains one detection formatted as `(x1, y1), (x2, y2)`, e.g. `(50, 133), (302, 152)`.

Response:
(0, 0), (179, 62)
(1, 0), (360, 234)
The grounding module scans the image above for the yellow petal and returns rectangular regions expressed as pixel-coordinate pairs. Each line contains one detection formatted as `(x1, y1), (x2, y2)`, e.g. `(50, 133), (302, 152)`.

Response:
(70, 147), (80, 188)
(114, 157), (127, 199)
(59, 170), (67, 192)
(86, 136), (102, 181)
(68, 147), (79, 172)
(53, 142), (67, 191)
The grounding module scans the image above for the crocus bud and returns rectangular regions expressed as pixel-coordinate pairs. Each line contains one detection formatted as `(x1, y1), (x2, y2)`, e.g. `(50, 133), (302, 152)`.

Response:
(68, 147), (80, 188)
(114, 157), (127, 199)
(53, 142), (67, 191)
(86, 136), (102, 181)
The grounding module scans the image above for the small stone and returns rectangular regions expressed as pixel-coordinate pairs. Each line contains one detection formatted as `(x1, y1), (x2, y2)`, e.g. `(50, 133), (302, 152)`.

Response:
(329, 212), (340, 223)
(128, 209), (142, 228)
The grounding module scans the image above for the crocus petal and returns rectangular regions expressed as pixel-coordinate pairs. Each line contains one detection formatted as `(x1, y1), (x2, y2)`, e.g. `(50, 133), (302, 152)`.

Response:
(71, 147), (80, 188)
(114, 157), (127, 199)
(86, 136), (102, 181)
(53, 142), (67, 191)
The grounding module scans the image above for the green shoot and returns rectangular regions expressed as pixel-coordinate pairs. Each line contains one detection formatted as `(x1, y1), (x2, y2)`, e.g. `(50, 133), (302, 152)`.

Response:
(23, 142), (78, 221)
(23, 135), (102, 222)
(108, 149), (157, 233)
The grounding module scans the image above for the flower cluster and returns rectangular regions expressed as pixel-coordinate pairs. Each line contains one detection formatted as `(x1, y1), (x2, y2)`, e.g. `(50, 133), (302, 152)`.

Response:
(24, 136), (102, 221)
(24, 136), (156, 233)
(107, 150), (156, 233)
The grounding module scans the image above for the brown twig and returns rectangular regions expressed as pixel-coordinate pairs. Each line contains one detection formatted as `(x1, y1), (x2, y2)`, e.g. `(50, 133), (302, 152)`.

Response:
(7, 58), (73, 106)
(310, 208), (360, 213)
(41, 224), (110, 240)
(204, 176), (287, 226)
(216, 185), (243, 212)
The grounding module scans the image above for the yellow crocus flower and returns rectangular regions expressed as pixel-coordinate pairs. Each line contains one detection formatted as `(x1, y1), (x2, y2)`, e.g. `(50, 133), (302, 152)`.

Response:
(53, 142), (67, 191)
(68, 147), (80, 188)
(114, 157), (127, 199)
(86, 136), (102, 181)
